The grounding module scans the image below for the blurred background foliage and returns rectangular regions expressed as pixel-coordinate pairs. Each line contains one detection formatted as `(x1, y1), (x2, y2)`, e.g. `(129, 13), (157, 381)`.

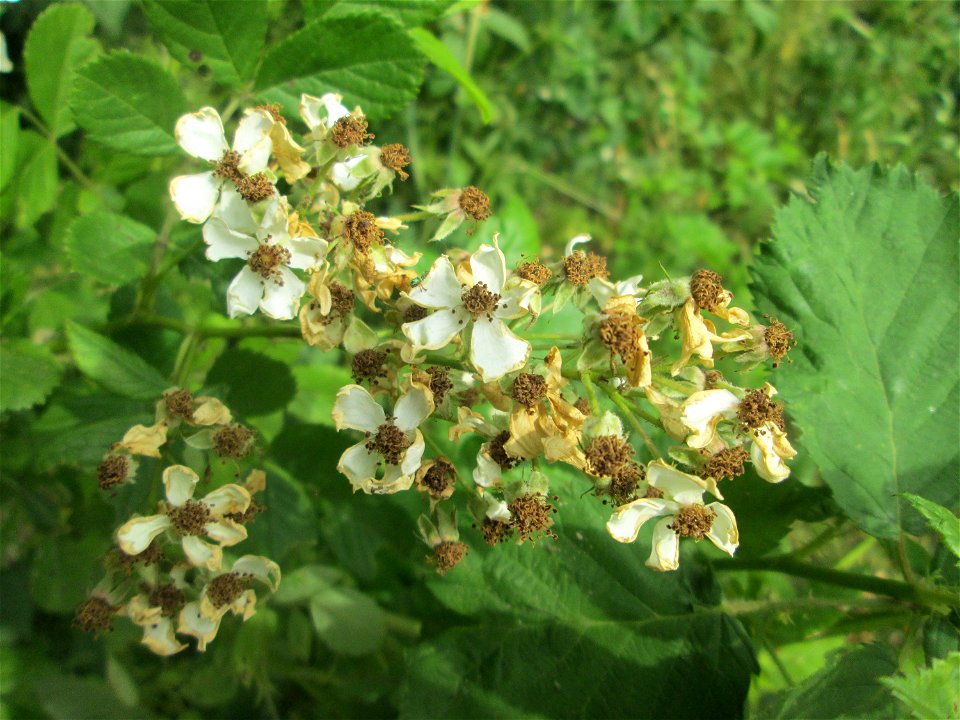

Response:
(0, 0), (957, 718)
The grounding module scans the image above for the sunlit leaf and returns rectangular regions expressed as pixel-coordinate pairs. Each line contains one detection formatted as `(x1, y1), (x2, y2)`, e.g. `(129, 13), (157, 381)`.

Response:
(66, 321), (168, 400)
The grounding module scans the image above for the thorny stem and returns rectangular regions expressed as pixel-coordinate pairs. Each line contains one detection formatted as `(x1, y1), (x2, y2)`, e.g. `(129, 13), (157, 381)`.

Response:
(601, 384), (662, 459)
(712, 555), (958, 610)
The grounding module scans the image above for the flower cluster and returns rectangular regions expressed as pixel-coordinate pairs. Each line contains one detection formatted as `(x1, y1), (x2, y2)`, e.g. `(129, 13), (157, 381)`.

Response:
(76, 389), (280, 654)
(165, 97), (798, 575)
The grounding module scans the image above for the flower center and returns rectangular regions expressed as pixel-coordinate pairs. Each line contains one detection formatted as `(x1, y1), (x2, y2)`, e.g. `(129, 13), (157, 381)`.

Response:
(704, 446), (750, 481)
(380, 143), (411, 180)
(213, 150), (244, 183)
(425, 366), (453, 403)
(584, 435), (633, 477)
(74, 596), (117, 634)
(608, 462), (644, 505)
(235, 172), (275, 203)
(461, 282), (500, 317)
(430, 541), (468, 575)
(97, 455), (130, 490)
(148, 582), (185, 618)
(328, 282), (355, 320)
(207, 572), (253, 608)
(669, 505), (716, 539)
(330, 115), (374, 148)
(164, 388), (195, 421)
(563, 250), (609, 286)
(419, 458), (456, 497)
(351, 349), (387, 383)
(511, 373), (548, 410)
(763, 317), (795, 368)
(256, 103), (285, 123)
(599, 312), (642, 362)
(213, 424), (255, 459)
(343, 210), (385, 254)
(458, 186), (491, 221)
(403, 304), (429, 323)
(167, 500), (212, 536)
(644, 485), (665, 499)
(507, 493), (558, 544)
(488, 430), (519, 470)
(224, 500), (264, 526)
(690, 269), (726, 312)
(737, 389), (785, 431)
(247, 243), (291, 281)
(516, 259), (553, 285)
(481, 518), (514, 546)
(113, 540), (164, 574)
(366, 422), (412, 466)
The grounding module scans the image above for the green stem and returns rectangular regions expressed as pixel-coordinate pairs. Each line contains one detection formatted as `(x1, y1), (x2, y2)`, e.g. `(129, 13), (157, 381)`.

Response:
(579, 372), (601, 415)
(118, 314), (302, 339)
(712, 555), (959, 609)
(18, 104), (101, 194)
(601, 384), (662, 459)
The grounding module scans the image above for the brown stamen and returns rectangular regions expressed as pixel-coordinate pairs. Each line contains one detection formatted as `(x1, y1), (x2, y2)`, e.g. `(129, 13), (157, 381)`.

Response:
(574, 398), (591, 416)
(352, 349), (388, 383)
(563, 250), (609, 286)
(704, 446), (750, 481)
(164, 388), (195, 421)
(330, 115), (374, 148)
(325, 282), (355, 324)
(516, 260), (553, 286)
(97, 455), (131, 490)
(148, 582), (185, 618)
(247, 243), (291, 282)
(213, 150), (243, 183)
(599, 312), (642, 363)
(488, 431), (519, 470)
(236, 173), (275, 204)
(112, 540), (164, 575)
(430, 541), (468, 575)
(167, 500), (212, 536)
(669, 505), (716, 539)
(366, 422), (412, 465)
(458, 186), (491, 221)
(380, 143), (411, 181)
(608, 462), (644, 505)
(644, 485), (665, 499)
(418, 458), (456, 498)
(224, 500), (264, 526)
(213, 424), (255, 459)
(343, 210), (385, 254)
(403, 304), (429, 323)
(207, 572), (252, 608)
(737, 389), (785, 431)
(584, 435), (633, 477)
(764, 317), (795, 368)
(256, 103), (285, 124)
(511, 373), (548, 410)
(426, 366), (453, 403)
(74, 596), (118, 634)
(481, 518), (514, 545)
(508, 493), (558, 544)
(690, 269), (726, 312)
(461, 282), (500, 317)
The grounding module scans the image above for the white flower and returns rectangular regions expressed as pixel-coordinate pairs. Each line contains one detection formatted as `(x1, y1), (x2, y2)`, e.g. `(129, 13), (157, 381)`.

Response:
(751, 421), (797, 483)
(116, 465), (251, 571)
(299, 92), (351, 132)
(203, 190), (327, 319)
(679, 389), (740, 449)
(606, 460), (736, 571)
(332, 383), (434, 494)
(402, 238), (531, 381)
(169, 107), (274, 223)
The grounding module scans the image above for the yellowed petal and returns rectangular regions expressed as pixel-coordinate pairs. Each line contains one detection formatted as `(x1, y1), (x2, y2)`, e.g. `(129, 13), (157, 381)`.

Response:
(191, 397), (232, 426)
(117, 423), (168, 458)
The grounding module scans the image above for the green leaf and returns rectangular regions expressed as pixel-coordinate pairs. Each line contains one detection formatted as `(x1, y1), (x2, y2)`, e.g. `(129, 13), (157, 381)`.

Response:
(65, 212), (155, 286)
(255, 15), (426, 121)
(901, 493), (960, 560)
(772, 644), (899, 719)
(0, 103), (20, 193)
(13, 132), (59, 229)
(303, 0), (454, 27)
(66, 322), (168, 400)
(882, 651), (960, 720)
(0, 341), (64, 413)
(71, 51), (189, 155)
(399, 472), (757, 719)
(243, 468), (317, 561)
(31, 673), (147, 720)
(206, 348), (296, 417)
(23, 3), (100, 137)
(409, 28), (493, 124)
(750, 158), (959, 539)
(309, 586), (386, 656)
(142, 0), (267, 87)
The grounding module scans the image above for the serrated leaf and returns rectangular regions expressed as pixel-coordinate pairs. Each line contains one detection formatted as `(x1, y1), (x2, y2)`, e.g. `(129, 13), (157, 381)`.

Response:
(303, 0), (454, 27)
(255, 15), (426, 121)
(901, 493), (960, 560)
(71, 51), (189, 155)
(750, 158), (959, 539)
(142, 0), (267, 87)
(23, 3), (100, 137)
(409, 28), (493, 124)
(881, 651), (960, 720)
(206, 348), (296, 417)
(66, 322), (168, 400)
(14, 132), (58, 229)
(0, 341), (64, 413)
(399, 471), (758, 719)
(65, 212), (155, 286)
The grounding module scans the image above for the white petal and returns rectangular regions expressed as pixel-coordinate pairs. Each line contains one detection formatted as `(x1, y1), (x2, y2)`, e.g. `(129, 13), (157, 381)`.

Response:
(705, 502), (739, 556)
(212, 188), (258, 234)
(175, 107), (228, 161)
(564, 233), (591, 256)
(231, 555), (282, 591)
(606, 498), (675, 543)
(407, 256), (463, 309)
(399, 431), (425, 476)
(751, 424), (792, 483)
(116, 515), (171, 555)
(163, 465), (199, 506)
(364, 463), (415, 495)
(260, 267), (305, 320)
(201, 484), (251, 515)
(394, 385), (434, 432)
(680, 389), (739, 449)
(233, 109), (274, 173)
(331, 155), (365, 191)
(288, 236), (328, 270)
(472, 447), (502, 489)
(338, 441), (381, 490)
(402, 307), (467, 350)
(226, 266), (264, 318)
(320, 93), (350, 127)
(646, 459), (713, 504)
(203, 217), (258, 261)
(332, 384), (386, 432)
(646, 517), (681, 571)
(169, 172), (219, 224)
(496, 282), (535, 320)
(181, 536), (223, 570)
(469, 242), (507, 293)
(178, 601), (222, 652)
(204, 519), (248, 547)
(470, 317), (530, 382)
(141, 617), (187, 656)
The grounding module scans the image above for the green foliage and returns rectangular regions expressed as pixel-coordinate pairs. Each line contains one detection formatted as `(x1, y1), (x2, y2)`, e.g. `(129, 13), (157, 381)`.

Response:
(66, 322), (168, 399)
(303, 0), (455, 27)
(65, 212), (155, 286)
(256, 15), (426, 120)
(71, 51), (189, 155)
(206, 348), (297, 417)
(881, 650), (960, 720)
(901, 494), (960, 561)
(750, 158), (959, 540)
(410, 28), (493, 124)
(0, 341), (64, 413)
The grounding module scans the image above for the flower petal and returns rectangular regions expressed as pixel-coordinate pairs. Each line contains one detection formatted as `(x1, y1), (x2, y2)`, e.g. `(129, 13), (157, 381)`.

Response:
(407, 256), (463, 309)
(394, 384), (434, 432)
(181, 535), (223, 570)
(175, 107), (227, 161)
(169, 172), (219, 223)
(233, 109), (274, 173)
(118, 422), (167, 458)
(680, 389), (740, 449)
(163, 465), (199, 506)
(260, 267), (305, 320)
(204, 519), (248, 547)
(201, 484), (251, 516)
(178, 601), (222, 652)
(399, 430), (425, 476)
(332, 384), (385, 432)
(402, 307), (467, 350)
(338, 441), (381, 491)
(288, 236), (329, 271)
(646, 459), (716, 504)
(361, 463), (415, 495)
(226, 266), (264, 318)
(470, 317), (530, 382)
(606, 497), (675, 543)
(116, 515), (171, 555)
(213, 188), (258, 234)
(231, 555), (282, 591)
(646, 517), (681, 571)
(191, 396), (232, 426)
(705, 502), (739, 556)
(141, 617), (187, 656)
(469, 241), (507, 294)
(472, 446), (503, 489)
(750, 422), (794, 483)
(203, 217), (258, 262)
